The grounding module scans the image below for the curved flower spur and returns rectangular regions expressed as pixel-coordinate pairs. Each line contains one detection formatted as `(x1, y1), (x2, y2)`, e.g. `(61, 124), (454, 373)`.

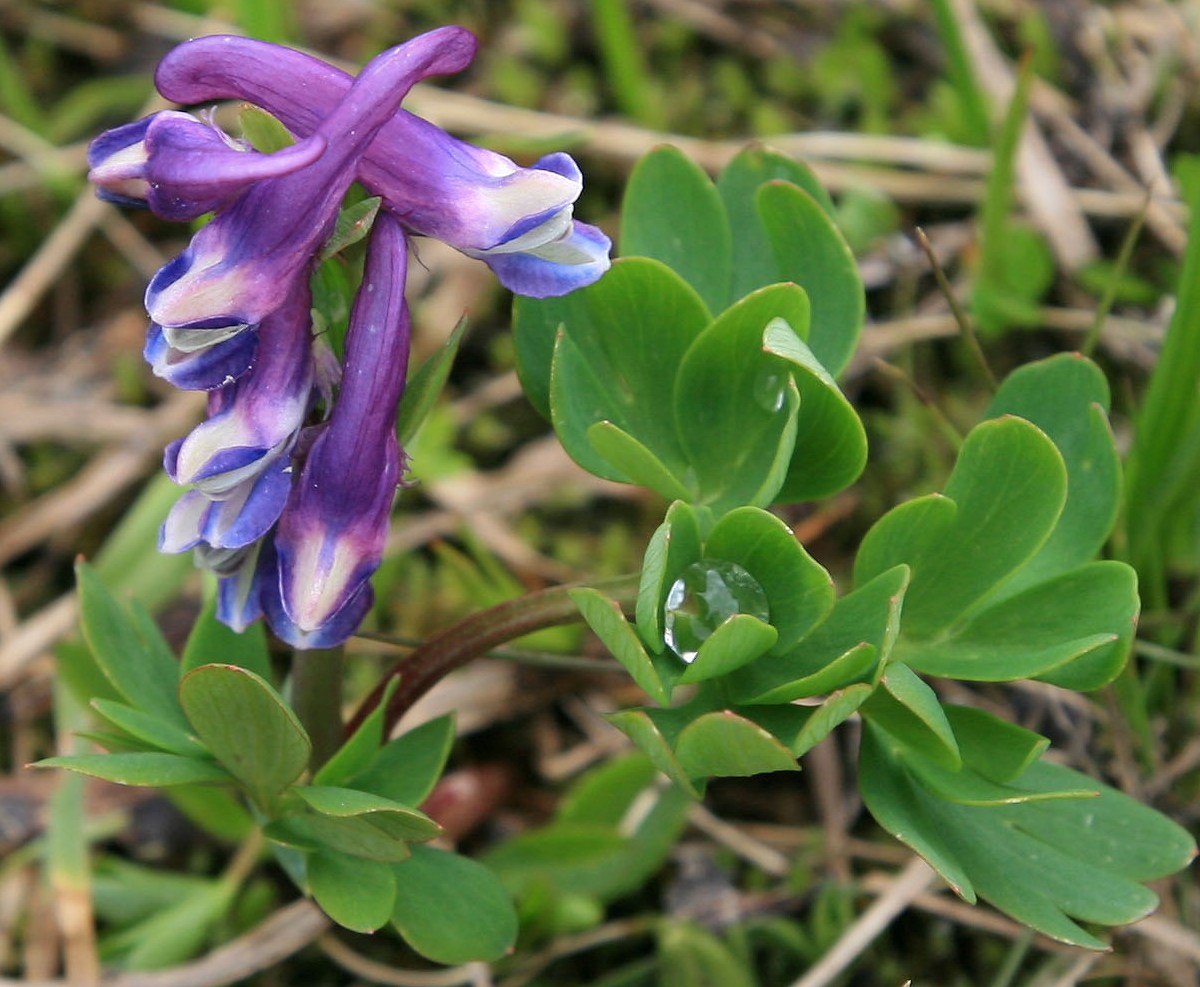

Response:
(88, 28), (612, 646)
(151, 35), (611, 298)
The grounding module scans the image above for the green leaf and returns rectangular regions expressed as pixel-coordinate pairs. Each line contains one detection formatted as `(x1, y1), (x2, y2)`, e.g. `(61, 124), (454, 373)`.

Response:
(105, 879), (235, 969)
(572, 588), (672, 705)
(855, 417), (1067, 636)
(392, 846), (517, 964)
(971, 58), (1048, 334)
(179, 664), (310, 808)
(180, 590), (273, 682)
(1125, 157), (1200, 591)
(786, 683), (874, 756)
(635, 501), (705, 649)
(348, 714), (456, 807)
(659, 921), (758, 987)
(674, 710), (800, 779)
(56, 640), (124, 712)
(861, 726), (1198, 948)
(268, 813), (412, 863)
(704, 506), (835, 651)
(717, 145), (837, 310)
(484, 823), (631, 899)
(674, 284), (810, 512)
(166, 785), (254, 843)
(620, 145), (731, 315)
(606, 708), (702, 797)
(294, 785), (442, 841)
(91, 858), (214, 926)
(927, 0), (991, 145)
(762, 320), (868, 501)
(314, 678), (400, 788)
(554, 756), (692, 903)
(515, 257), (707, 422)
(35, 753), (231, 788)
(557, 753), (658, 826)
(904, 756), (1094, 808)
(728, 565), (906, 703)
(310, 257), (352, 358)
(586, 422), (697, 502)
(237, 104), (294, 152)
(858, 725), (975, 902)
(862, 664), (960, 770)
(901, 561), (1137, 688)
(396, 315), (468, 447)
(549, 258), (710, 484)
(90, 700), (205, 757)
(92, 471), (194, 613)
(985, 353), (1120, 590)
(944, 705), (1048, 784)
(676, 615), (777, 684)
(308, 849), (397, 933)
(758, 181), (865, 378)
(76, 560), (186, 728)
(319, 196), (381, 261)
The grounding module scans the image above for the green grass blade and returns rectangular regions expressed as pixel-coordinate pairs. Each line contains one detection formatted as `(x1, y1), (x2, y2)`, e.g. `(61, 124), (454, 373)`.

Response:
(1124, 156), (1200, 605)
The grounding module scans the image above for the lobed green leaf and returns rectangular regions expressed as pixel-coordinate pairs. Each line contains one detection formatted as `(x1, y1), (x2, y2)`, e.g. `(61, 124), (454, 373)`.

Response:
(984, 353), (1120, 592)
(763, 320), (868, 501)
(757, 181), (864, 378)
(620, 145), (731, 315)
(180, 591), (273, 682)
(76, 560), (186, 728)
(855, 417), (1067, 636)
(673, 285), (809, 512)
(347, 714), (456, 808)
(392, 846), (518, 964)
(901, 561), (1136, 688)
(704, 506), (835, 652)
(550, 258), (709, 485)
(308, 849), (396, 933)
(294, 785), (442, 842)
(727, 564), (906, 704)
(179, 664), (310, 808)
(717, 145), (837, 309)
(35, 752), (231, 788)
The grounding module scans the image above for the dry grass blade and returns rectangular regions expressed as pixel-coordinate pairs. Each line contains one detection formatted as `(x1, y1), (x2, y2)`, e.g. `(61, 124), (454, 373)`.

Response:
(944, 0), (1098, 270)
(0, 900), (329, 987)
(787, 857), (938, 987)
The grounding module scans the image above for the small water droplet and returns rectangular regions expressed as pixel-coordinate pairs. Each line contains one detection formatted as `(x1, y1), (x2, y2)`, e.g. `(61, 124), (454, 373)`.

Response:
(663, 560), (770, 663)
(753, 368), (787, 413)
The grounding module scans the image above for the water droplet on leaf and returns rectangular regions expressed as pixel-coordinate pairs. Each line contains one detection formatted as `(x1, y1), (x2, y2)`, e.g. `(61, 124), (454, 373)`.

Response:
(663, 560), (770, 663)
(753, 368), (787, 413)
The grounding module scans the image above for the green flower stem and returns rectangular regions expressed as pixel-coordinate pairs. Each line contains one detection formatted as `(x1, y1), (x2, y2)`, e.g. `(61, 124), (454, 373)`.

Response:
(349, 574), (641, 738)
(290, 645), (345, 770)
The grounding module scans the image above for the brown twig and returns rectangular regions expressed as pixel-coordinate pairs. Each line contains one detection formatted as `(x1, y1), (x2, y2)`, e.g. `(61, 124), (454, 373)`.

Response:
(0, 900), (330, 987)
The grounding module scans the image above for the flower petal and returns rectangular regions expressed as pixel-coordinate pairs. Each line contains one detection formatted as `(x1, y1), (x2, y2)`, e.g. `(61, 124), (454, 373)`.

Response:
(153, 35), (611, 294)
(147, 28), (477, 334)
(215, 543), (269, 632)
(164, 281), (314, 491)
(476, 220), (612, 297)
(144, 321), (259, 391)
(274, 214), (410, 640)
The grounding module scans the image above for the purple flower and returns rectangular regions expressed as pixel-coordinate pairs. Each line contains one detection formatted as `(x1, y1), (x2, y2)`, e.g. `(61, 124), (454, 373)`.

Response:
(90, 27), (610, 648)
(88, 110), (326, 222)
(163, 281), (314, 494)
(270, 212), (412, 646)
(153, 35), (610, 297)
(145, 27), (476, 343)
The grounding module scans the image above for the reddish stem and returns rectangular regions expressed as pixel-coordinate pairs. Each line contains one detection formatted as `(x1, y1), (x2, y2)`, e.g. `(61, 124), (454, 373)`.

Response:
(346, 574), (640, 737)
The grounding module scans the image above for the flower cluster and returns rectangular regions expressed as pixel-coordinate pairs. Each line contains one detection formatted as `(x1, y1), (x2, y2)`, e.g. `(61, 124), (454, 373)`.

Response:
(89, 28), (611, 648)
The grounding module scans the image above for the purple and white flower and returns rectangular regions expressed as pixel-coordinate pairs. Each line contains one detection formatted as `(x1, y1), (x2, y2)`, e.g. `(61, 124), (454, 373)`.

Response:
(88, 26), (611, 647)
